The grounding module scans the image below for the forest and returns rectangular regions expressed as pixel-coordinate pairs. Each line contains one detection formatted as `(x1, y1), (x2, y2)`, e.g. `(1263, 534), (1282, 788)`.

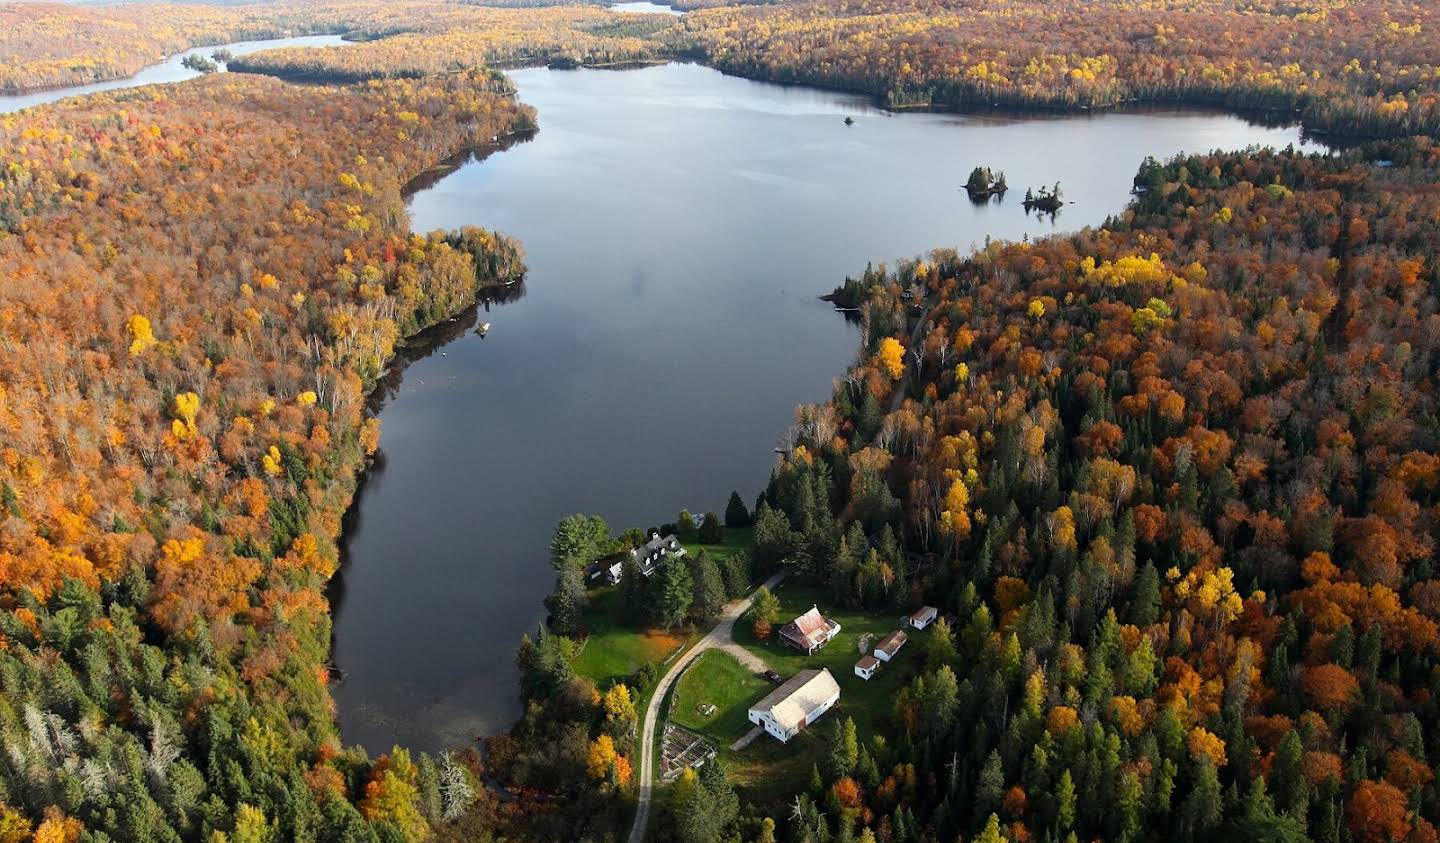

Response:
(739, 136), (1440, 842)
(0, 1), (667, 94)
(675, 0), (1440, 137)
(228, 5), (670, 81)
(2, 0), (1440, 841)
(0, 70), (535, 839)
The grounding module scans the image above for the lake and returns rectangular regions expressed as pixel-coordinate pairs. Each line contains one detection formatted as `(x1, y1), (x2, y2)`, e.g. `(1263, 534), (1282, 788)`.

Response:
(332, 61), (1327, 753)
(611, 1), (685, 14)
(0, 34), (349, 113)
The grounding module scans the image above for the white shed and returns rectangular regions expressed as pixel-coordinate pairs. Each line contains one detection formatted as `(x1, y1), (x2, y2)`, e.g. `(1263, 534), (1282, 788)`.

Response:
(909, 606), (939, 630)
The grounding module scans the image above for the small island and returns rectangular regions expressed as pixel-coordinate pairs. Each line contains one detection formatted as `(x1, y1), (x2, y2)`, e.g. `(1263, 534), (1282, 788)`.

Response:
(1022, 181), (1063, 214)
(180, 53), (219, 73)
(964, 165), (1007, 201)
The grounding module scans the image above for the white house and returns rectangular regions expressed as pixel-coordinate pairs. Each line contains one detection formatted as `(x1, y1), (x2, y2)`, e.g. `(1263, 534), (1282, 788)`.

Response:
(588, 533), (687, 584)
(909, 606), (939, 630)
(747, 668), (841, 743)
(631, 533), (686, 578)
(854, 655), (879, 681)
(873, 629), (908, 662)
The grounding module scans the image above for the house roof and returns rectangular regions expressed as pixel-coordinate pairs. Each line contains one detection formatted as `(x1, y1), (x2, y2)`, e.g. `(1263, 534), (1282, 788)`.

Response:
(750, 669), (841, 731)
(856, 655), (880, 670)
(633, 533), (682, 574)
(911, 606), (938, 622)
(780, 606), (837, 648)
(875, 630), (908, 656)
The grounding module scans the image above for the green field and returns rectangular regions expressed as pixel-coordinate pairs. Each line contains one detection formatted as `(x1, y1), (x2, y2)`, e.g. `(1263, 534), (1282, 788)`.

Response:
(570, 587), (691, 689)
(670, 649), (769, 744)
(685, 524), (753, 564)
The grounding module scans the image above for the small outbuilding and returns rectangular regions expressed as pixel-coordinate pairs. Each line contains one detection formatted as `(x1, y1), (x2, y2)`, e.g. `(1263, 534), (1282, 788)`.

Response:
(854, 655), (880, 681)
(874, 629), (908, 662)
(909, 606), (939, 630)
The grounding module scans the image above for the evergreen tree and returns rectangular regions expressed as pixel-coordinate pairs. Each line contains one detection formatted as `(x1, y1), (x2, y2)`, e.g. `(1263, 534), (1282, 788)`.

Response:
(927, 618), (958, 671)
(544, 567), (587, 636)
(1225, 775), (1309, 842)
(1116, 769), (1143, 842)
(689, 555), (726, 623)
(1182, 760), (1224, 839)
(976, 750), (1004, 814)
(619, 555), (645, 624)
(549, 514), (610, 571)
(923, 666), (960, 737)
(698, 511), (724, 544)
(725, 491), (751, 527)
(1130, 562), (1161, 626)
(753, 502), (798, 567)
(647, 560), (695, 630)
(1057, 768), (1076, 833)
(825, 718), (859, 781)
(1272, 730), (1307, 819)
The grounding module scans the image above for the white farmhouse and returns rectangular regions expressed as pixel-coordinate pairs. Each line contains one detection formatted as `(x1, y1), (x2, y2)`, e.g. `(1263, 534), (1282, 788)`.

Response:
(747, 668), (841, 743)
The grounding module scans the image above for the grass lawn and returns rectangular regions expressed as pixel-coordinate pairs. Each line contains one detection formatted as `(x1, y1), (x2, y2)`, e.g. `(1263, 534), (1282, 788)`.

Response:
(571, 587), (689, 689)
(734, 583), (927, 744)
(683, 525), (753, 564)
(721, 726), (825, 803)
(670, 649), (769, 744)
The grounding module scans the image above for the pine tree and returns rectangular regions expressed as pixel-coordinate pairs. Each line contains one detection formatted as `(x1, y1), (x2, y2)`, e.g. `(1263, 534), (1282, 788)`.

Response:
(976, 750), (1005, 814)
(1273, 731), (1307, 819)
(544, 567), (587, 636)
(1116, 769), (1143, 841)
(927, 618), (959, 671)
(1182, 759), (1223, 839)
(619, 555), (645, 624)
(923, 666), (960, 737)
(647, 560), (694, 630)
(825, 718), (859, 781)
(689, 555), (726, 623)
(724, 491), (751, 527)
(1057, 768), (1076, 833)
(1130, 561), (1161, 626)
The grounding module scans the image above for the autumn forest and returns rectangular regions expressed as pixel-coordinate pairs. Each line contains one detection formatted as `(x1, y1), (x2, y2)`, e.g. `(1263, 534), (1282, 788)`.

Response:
(2, 0), (1440, 842)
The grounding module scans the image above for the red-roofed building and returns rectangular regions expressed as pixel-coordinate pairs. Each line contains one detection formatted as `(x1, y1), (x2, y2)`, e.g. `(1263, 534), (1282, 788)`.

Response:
(778, 606), (841, 655)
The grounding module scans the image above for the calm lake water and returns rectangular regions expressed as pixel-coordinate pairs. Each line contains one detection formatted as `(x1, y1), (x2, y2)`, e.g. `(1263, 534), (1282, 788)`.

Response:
(0, 34), (349, 113)
(333, 61), (1326, 753)
(611, 1), (685, 14)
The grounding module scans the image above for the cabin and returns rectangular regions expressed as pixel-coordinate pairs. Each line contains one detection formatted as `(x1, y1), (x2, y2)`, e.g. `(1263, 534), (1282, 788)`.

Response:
(778, 606), (842, 654)
(873, 629), (908, 662)
(909, 606), (939, 630)
(854, 655), (879, 681)
(748, 668), (841, 742)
